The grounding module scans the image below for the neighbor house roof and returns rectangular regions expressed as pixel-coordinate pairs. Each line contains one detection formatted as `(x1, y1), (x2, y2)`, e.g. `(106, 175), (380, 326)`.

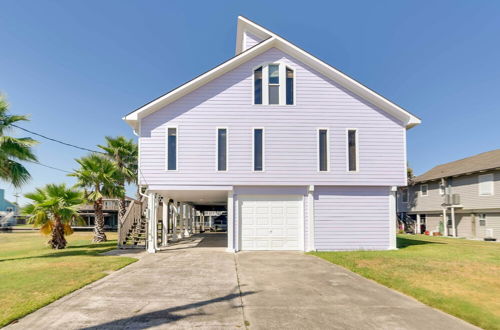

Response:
(123, 16), (421, 131)
(414, 149), (500, 183)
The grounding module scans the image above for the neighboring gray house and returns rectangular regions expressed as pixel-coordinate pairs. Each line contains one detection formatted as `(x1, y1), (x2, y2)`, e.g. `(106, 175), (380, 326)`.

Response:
(398, 149), (500, 240)
(122, 16), (420, 253)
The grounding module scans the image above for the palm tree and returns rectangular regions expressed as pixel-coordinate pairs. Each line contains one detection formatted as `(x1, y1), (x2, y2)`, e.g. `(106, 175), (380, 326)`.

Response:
(98, 136), (137, 221)
(69, 154), (124, 242)
(22, 184), (84, 249)
(0, 95), (38, 187)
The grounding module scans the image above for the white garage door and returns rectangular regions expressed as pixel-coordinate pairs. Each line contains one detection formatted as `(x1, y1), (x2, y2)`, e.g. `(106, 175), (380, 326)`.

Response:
(240, 195), (303, 250)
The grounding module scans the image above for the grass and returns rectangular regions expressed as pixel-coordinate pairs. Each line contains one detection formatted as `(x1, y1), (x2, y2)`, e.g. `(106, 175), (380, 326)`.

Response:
(311, 235), (500, 330)
(0, 231), (137, 327)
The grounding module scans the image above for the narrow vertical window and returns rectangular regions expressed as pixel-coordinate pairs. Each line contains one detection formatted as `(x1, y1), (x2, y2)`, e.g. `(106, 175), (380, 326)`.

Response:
(167, 127), (177, 170)
(217, 128), (227, 171)
(319, 129), (328, 171)
(254, 67), (262, 105)
(253, 128), (263, 171)
(347, 129), (357, 172)
(286, 67), (294, 105)
(268, 64), (279, 105)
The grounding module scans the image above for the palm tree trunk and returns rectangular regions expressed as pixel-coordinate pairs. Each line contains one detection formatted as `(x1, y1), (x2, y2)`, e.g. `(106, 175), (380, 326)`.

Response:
(119, 182), (127, 222)
(49, 216), (66, 249)
(93, 197), (107, 242)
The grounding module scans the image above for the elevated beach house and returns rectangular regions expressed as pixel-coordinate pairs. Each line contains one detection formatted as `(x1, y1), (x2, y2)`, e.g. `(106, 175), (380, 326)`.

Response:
(122, 16), (420, 252)
(398, 150), (500, 240)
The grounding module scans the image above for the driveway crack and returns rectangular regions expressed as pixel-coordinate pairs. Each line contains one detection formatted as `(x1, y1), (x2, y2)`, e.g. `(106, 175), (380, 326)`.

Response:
(233, 253), (249, 329)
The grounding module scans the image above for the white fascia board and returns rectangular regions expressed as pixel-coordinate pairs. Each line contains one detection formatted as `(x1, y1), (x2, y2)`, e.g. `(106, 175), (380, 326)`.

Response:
(123, 37), (277, 130)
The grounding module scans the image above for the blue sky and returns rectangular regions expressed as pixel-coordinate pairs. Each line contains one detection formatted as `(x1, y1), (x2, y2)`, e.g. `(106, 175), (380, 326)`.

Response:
(1, 0), (499, 204)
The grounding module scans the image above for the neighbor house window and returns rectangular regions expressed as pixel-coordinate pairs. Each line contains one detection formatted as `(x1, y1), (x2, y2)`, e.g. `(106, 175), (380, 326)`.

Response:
(478, 214), (486, 226)
(253, 128), (264, 171)
(253, 63), (294, 105)
(421, 184), (428, 196)
(254, 67), (262, 105)
(318, 129), (328, 171)
(439, 184), (445, 196)
(347, 129), (357, 172)
(420, 214), (426, 225)
(167, 127), (177, 170)
(217, 128), (227, 171)
(401, 188), (409, 203)
(479, 174), (494, 195)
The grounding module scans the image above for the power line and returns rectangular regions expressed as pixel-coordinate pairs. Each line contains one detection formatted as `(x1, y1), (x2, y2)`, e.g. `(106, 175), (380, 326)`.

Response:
(12, 124), (105, 154)
(25, 160), (72, 174)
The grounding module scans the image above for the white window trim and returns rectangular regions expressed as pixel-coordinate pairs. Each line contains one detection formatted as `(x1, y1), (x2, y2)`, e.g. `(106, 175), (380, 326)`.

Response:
(165, 126), (178, 172)
(252, 127), (265, 172)
(216, 127), (228, 172)
(346, 128), (359, 173)
(317, 128), (330, 172)
(252, 62), (296, 106)
(478, 173), (494, 196)
(439, 184), (445, 196)
(420, 184), (428, 197)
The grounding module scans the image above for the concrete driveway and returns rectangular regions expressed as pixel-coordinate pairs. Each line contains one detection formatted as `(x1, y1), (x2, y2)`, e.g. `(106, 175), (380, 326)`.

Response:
(8, 233), (477, 329)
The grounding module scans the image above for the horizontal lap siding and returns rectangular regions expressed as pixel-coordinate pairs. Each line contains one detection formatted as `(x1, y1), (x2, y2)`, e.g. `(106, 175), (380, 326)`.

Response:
(244, 32), (263, 50)
(140, 48), (406, 186)
(314, 186), (390, 250)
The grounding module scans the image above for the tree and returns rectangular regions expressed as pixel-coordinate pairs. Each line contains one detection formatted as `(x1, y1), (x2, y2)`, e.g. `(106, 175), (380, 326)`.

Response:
(407, 166), (415, 185)
(22, 184), (84, 249)
(98, 136), (137, 221)
(69, 154), (124, 242)
(0, 95), (38, 187)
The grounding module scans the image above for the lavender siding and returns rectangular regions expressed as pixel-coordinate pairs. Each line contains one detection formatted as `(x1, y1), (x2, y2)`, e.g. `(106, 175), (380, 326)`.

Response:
(314, 186), (391, 250)
(140, 47), (406, 187)
(233, 186), (309, 250)
(243, 32), (263, 50)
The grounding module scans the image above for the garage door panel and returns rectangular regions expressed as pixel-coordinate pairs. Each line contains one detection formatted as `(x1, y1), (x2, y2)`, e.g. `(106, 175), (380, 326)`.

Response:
(239, 195), (302, 251)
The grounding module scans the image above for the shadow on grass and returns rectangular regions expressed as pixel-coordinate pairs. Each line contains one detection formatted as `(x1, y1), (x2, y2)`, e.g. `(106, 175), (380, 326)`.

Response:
(397, 236), (445, 249)
(0, 242), (118, 262)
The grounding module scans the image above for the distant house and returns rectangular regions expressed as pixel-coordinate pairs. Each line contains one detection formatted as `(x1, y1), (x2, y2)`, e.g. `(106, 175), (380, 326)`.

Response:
(398, 150), (500, 240)
(0, 189), (18, 226)
(75, 197), (135, 230)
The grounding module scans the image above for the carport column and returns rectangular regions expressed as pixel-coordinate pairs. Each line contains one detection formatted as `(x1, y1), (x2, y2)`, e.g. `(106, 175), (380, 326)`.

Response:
(416, 214), (421, 234)
(183, 203), (190, 237)
(161, 199), (168, 247)
(171, 200), (178, 241)
(227, 190), (235, 252)
(389, 187), (397, 250)
(307, 185), (315, 252)
(147, 192), (158, 253)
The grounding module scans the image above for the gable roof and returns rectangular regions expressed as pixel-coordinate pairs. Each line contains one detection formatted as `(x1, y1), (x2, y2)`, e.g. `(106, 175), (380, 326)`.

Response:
(124, 16), (421, 131)
(414, 149), (500, 183)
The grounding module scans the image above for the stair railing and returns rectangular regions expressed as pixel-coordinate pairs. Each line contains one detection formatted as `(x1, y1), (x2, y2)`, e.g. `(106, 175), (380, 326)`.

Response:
(118, 196), (146, 248)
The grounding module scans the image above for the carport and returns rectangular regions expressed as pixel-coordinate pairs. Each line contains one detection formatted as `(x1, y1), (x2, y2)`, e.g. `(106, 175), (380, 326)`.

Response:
(144, 186), (231, 253)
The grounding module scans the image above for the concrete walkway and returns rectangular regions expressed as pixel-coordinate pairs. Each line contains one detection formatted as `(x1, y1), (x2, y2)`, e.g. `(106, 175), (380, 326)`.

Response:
(8, 233), (477, 329)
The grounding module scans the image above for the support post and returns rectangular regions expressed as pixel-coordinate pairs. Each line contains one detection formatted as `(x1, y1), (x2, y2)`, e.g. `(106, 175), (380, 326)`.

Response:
(147, 192), (158, 253)
(161, 199), (168, 246)
(451, 207), (456, 237)
(442, 208), (448, 236)
(227, 190), (234, 252)
(307, 185), (315, 252)
(389, 187), (397, 249)
(171, 201), (178, 241)
(183, 203), (190, 237)
(416, 214), (421, 234)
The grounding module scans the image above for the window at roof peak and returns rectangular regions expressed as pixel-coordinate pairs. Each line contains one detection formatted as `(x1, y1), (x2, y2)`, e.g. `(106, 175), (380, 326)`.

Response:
(254, 63), (294, 106)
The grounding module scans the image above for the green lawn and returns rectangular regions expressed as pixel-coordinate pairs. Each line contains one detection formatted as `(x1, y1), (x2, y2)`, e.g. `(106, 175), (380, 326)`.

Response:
(311, 235), (500, 330)
(0, 231), (137, 327)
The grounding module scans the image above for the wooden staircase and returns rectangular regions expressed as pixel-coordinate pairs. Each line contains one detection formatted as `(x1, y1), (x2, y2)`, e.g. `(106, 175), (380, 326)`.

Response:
(122, 216), (147, 247)
(118, 197), (147, 249)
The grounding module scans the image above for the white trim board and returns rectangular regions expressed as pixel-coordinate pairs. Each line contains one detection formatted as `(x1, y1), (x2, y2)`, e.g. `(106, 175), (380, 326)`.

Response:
(124, 16), (421, 131)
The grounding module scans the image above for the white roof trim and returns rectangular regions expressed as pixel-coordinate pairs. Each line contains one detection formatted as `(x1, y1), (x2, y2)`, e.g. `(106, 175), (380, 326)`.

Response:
(124, 16), (421, 130)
